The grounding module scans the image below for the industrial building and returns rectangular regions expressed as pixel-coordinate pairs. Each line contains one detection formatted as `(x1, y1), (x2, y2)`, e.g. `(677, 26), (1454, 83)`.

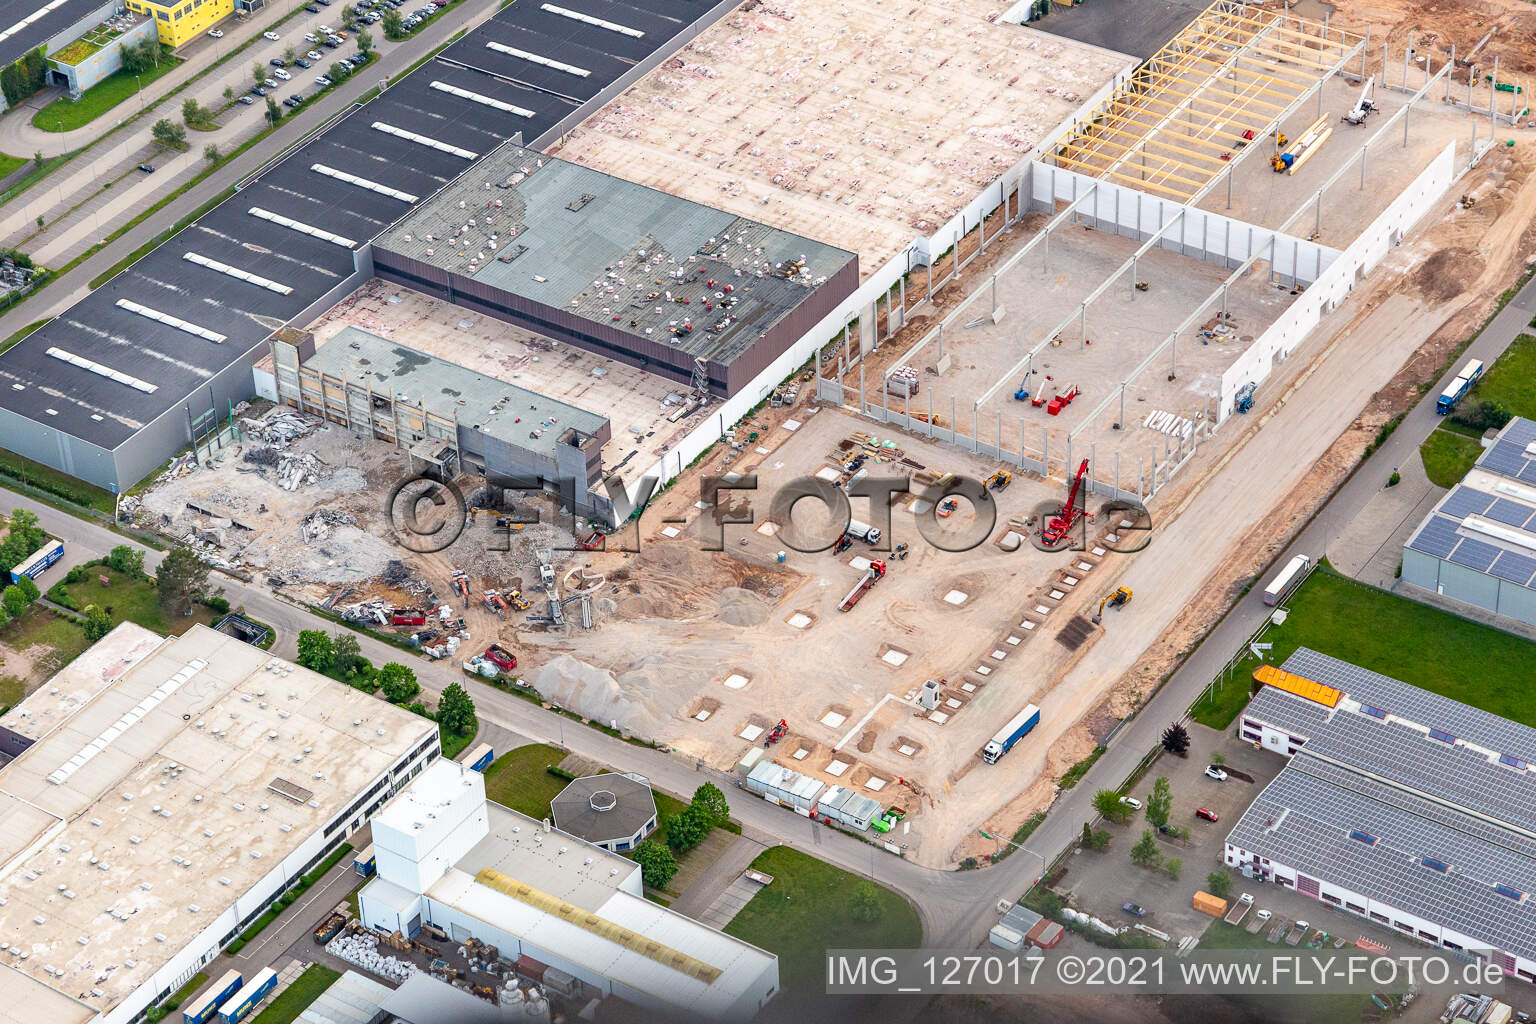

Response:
(549, 773), (657, 853)
(271, 326), (617, 522)
(0, 622), (440, 1024)
(122, 0), (230, 48)
(0, 0), (125, 111)
(1402, 416), (1536, 626)
(1227, 649), (1536, 982)
(372, 142), (857, 397)
(357, 759), (779, 1022)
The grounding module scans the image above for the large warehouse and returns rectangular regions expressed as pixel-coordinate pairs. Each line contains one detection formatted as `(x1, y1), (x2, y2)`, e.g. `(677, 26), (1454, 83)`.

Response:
(1229, 649), (1536, 983)
(372, 142), (857, 397)
(358, 759), (779, 1023)
(1401, 416), (1536, 626)
(0, 623), (439, 1024)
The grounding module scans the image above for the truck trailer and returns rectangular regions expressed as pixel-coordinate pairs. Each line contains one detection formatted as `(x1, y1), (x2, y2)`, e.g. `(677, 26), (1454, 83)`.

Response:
(1435, 358), (1484, 414)
(218, 967), (277, 1024)
(844, 519), (882, 544)
(182, 970), (242, 1024)
(981, 704), (1041, 764)
(466, 742), (495, 772)
(9, 539), (63, 584)
(1261, 553), (1310, 607)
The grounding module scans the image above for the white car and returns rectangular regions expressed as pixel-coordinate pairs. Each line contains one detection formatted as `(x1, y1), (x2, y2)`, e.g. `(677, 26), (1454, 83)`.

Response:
(1204, 765), (1229, 782)
(273, 68), (292, 80)
(317, 24), (333, 33)
(1119, 796), (1143, 811)
(262, 30), (279, 40)
(315, 75), (332, 86)
(263, 76), (277, 88)
(307, 49), (323, 60)
(207, 28), (224, 38)
(305, 31), (320, 42)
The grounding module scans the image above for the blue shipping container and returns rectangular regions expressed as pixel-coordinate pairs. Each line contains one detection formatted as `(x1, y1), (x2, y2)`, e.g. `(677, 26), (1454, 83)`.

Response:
(468, 743), (495, 772)
(10, 540), (63, 584)
(183, 970), (243, 1024)
(218, 968), (276, 1024)
(353, 843), (376, 877)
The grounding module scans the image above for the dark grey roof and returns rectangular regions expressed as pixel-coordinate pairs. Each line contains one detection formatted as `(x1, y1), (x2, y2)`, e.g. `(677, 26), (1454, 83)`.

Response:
(1228, 648), (1536, 965)
(550, 773), (656, 843)
(0, 0), (721, 454)
(375, 142), (857, 368)
(0, 0), (110, 70)
(308, 326), (609, 457)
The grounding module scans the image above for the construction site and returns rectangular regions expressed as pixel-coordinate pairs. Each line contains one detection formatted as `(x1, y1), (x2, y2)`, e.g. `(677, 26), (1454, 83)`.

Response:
(119, 0), (1536, 870)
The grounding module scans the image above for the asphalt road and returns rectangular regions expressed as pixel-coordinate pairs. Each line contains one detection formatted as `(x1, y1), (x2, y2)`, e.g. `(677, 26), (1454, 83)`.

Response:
(0, 0), (502, 341)
(5, 275), (1533, 984)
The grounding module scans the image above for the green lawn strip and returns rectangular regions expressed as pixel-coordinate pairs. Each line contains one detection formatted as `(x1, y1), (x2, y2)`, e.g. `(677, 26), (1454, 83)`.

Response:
(0, 152), (74, 208)
(1194, 566), (1536, 730)
(1463, 332), (1536, 417)
(481, 743), (572, 819)
(1418, 427), (1484, 488)
(0, 319), (49, 355)
(439, 721), (476, 760)
(233, 843), (354, 946)
(0, 153), (24, 179)
(0, 445), (115, 512)
(248, 965), (341, 1024)
(3, 604), (90, 660)
(724, 846), (921, 993)
(33, 58), (183, 132)
(0, 675), (23, 709)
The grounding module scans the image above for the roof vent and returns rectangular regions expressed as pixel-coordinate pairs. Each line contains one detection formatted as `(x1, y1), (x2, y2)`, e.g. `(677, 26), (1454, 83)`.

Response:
(589, 790), (617, 814)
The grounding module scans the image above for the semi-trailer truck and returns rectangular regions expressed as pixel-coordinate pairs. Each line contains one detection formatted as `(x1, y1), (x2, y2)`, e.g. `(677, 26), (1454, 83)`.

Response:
(1262, 553), (1310, 607)
(1435, 358), (1483, 415)
(981, 704), (1040, 764)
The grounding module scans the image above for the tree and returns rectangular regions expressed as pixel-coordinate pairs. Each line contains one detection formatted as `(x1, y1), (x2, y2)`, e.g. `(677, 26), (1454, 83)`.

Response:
(1206, 869), (1233, 900)
(632, 840), (676, 890)
(377, 662), (419, 703)
(665, 804), (710, 852)
(1209, 750), (1227, 767)
(151, 118), (186, 150)
(355, 30), (373, 55)
(1161, 721), (1190, 756)
(252, 62), (266, 88)
(329, 61), (350, 83)
(1164, 856), (1183, 881)
(82, 603), (113, 643)
(182, 97), (213, 128)
(341, 5), (357, 28)
(1145, 776), (1172, 829)
(0, 605), (9, 630)
(382, 8), (403, 39)
(105, 545), (144, 576)
(142, 37), (162, 67)
(295, 629), (336, 674)
(13, 575), (38, 604)
(203, 143), (221, 164)
(223, 85), (234, 102)
(283, 45), (296, 64)
(848, 882), (883, 923)
(332, 632), (364, 678)
(154, 545), (208, 614)
(1, 585), (27, 618)
(1129, 829), (1162, 868)
(437, 682), (476, 736)
(264, 96), (282, 126)
(691, 782), (730, 827)
(32, 150), (42, 170)
(1092, 788), (1132, 824)
(1087, 827), (1111, 851)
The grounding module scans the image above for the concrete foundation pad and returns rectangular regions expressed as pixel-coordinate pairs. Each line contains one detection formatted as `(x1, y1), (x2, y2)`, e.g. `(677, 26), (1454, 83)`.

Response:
(943, 589), (968, 605)
(739, 724), (764, 741)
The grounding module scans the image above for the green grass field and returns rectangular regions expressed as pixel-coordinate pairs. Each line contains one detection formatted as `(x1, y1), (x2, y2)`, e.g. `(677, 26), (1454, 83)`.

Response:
(439, 722), (477, 760)
(481, 743), (571, 819)
(1418, 427), (1486, 487)
(0, 153), (25, 181)
(1191, 567), (1536, 729)
(1418, 333), (1536, 484)
(725, 846), (921, 994)
(51, 564), (214, 634)
(33, 58), (181, 132)
(249, 965), (340, 1024)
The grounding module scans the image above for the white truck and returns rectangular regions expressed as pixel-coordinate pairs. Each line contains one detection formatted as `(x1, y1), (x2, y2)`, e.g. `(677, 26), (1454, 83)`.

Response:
(845, 518), (882, 545)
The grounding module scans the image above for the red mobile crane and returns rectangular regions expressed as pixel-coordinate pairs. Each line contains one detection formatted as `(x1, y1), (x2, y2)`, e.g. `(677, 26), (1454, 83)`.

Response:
(1040, 459), (1093, 548)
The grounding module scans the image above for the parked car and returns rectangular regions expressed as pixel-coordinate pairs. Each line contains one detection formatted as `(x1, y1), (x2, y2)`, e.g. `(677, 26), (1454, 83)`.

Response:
(323, 37), (340, 47)
(262, 30), (279, 40)
(316, 0), (331, 6)
(137, 163), (155, 173)
(1119, 795), (1142, 811)
(263, 76), (277, 88)
(274, 68), (291, 80)
(284, 94), (302, 107)
(295, 57), (311, 68)
(1195, 807), (1219, 822)
(1204, 766), (1229, 782)
(304, 31), (319, 42)
(305, 2), (320, 10)
(1122, 903), (1147, 917)
(251, 84), (268, 96)
(315, 75), (332, 86)
(237, 94), (255, 105)
(269, 57), (287, 67)
(207, 28), (224, 38)
(307, 49), (323, 60)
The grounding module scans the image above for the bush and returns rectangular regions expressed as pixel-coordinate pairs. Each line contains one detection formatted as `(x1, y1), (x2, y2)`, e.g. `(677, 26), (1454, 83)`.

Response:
(225, 939), (245, 955)
(632, 840), (677, 889)
(848, 881), (883, 923)
(1451, 398), (1512, 434)
(105, 545), (144, 577)
(664, 804), (710, 852)
(205, 595), (230, 615)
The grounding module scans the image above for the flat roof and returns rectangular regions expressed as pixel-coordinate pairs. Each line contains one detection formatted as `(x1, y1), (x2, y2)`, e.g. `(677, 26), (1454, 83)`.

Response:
(0, 623), (435, 1017)
(0, 0), (725, 454)
(381, 973), (504, 1024)
(308, 326), (610, 458)
(1230, 648), (1536, 967)
(547, 0), (1131, 275)
(550, 773), (656, 843)
(0, 0), (110, 69)
(427, 802), (775, 1019)
(1406, 417), (1536, 587)
(374, 141), (857, 369)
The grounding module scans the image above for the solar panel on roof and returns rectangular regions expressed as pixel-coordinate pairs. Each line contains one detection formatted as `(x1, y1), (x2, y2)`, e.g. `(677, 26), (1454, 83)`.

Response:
(1487, 497), (1534, 527)
(1503, 418), (1536, 446)
(1518, 462), (1536, 485)
(1409, 515), (1461, 558)
(1488, 551), (1536, 586)
(1449, 537), (1499, 571)
(1480, 440), (1528, 476)
(1442, 486), (1495, 520)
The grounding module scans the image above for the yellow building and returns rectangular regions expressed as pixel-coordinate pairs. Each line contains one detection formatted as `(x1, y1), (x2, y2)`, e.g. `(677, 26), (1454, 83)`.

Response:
(125, 0), (234, 48)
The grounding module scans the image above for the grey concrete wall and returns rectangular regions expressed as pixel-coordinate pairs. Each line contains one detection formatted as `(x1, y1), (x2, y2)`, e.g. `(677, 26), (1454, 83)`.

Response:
(0, 404), (117, 489)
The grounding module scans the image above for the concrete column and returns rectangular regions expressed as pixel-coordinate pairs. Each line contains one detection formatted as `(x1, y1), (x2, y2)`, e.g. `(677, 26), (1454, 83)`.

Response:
(1138, 456), (1145, 502)
(1043, 228), (1050, 272)
(1119, 382), (1126, 429)
(928, 389), (934, 435)
(972, 402), (981, 452)
(1019, 420), (1026, 466)
(937, 323), (944, 362)
(926, 261), (934, 301)
(844, 324), (851, 367)
(1114, 450), (1120, 498)
(950, 396), (958, 444)
(1042, 426), (1049, 479)
(1404, 96), (1411, 147)
(859, 363), (866, 414)
(1361, 25), (1369, 81)
(1359, 144), (1368, 189)
(1079, 304), (1087, 345)
(1445, 45), (1455, 102)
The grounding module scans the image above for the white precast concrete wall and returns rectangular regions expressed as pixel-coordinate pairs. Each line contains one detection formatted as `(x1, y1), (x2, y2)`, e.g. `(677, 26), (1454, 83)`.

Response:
(1217, 141), (1457, 420)
(1028, 163), (1343, 282)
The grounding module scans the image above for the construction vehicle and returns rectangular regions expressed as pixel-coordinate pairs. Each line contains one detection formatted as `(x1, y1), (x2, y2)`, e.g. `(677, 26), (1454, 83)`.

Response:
(1435, 357), (1483, 414)
(482, 589), (508, 616)
(1272, 115), (1331, 174)
(985, 470), (1012, 492)
(845, 518), (882, 544)
(1013, 374), (1030, 401)
(505, 588), (532, 611)
(1092, 586), (1133, 624)
(1040, 459), (1093, 548)
(838, 559), (887, 612)
(764, 719), (788, 746)
(1341, 77), (1376, 125)
(1233, 381), (1257, 414)
(484, 644), (517, 672)
(450, 569), (470, 601)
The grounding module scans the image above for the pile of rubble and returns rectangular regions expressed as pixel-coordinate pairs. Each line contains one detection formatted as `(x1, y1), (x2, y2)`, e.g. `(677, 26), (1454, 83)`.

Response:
(326, 930), (420, 984)
(243, 407), (319, 450)
(303, 508), (357, 542)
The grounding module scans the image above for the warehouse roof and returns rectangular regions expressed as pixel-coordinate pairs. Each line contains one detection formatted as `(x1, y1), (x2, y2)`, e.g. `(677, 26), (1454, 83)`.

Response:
(1405, 417), (1536, 587)
(0, 0), (722, 456)
(374, 141), (857, 369)
(307, 327), (609, 459)
(0, 0), (109, 70)
(1230, 648), (1536, 967)
(427, 802), (775, 1020)
(0, 623), (435, 1017)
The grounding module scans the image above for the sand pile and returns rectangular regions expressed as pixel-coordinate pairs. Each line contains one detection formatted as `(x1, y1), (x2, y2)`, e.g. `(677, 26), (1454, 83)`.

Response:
(716, 587), (771, 627)
(534, 655), (661, 734)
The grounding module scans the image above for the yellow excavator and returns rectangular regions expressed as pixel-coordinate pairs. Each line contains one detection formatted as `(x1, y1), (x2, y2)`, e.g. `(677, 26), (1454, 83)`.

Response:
(1092, 586), (1132, 624)
(984, 470), (1012, 492)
